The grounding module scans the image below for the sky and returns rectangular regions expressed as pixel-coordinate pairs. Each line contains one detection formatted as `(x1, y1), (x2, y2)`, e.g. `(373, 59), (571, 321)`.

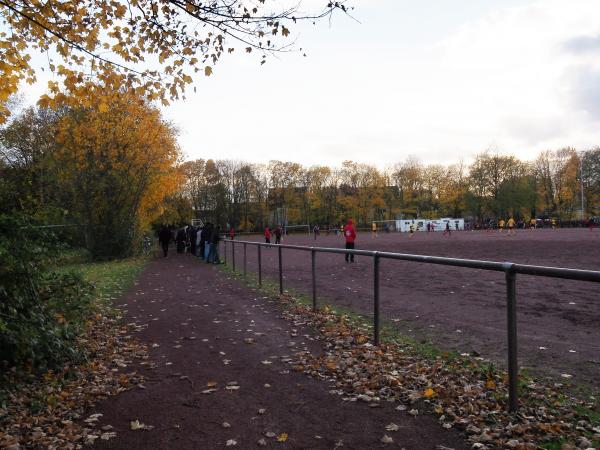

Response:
(19, 0), (600, 168)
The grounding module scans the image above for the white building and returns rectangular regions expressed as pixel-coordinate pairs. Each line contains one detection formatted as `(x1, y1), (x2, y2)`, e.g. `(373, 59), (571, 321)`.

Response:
(396, 218), (464, 232)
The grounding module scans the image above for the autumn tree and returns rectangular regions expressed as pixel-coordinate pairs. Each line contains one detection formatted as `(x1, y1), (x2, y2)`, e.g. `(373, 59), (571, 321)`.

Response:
(534, 148), (579, 219)
(50, 79), (181, 257)
(581, 147), (600, 216)
(0, 0), (351, 123)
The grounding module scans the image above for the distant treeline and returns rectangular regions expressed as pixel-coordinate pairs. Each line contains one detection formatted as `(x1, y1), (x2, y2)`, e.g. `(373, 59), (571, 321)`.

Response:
(159, 148), (600, 231)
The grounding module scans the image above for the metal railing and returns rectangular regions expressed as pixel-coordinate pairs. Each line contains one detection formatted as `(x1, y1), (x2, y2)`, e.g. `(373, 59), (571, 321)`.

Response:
(221, 238), (600, 412)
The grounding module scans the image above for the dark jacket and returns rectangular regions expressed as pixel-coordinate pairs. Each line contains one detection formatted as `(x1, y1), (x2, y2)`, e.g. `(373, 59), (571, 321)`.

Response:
(159, 227), (171, 244)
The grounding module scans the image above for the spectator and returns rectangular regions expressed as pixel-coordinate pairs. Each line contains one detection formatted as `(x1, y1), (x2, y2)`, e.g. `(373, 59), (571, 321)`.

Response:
(176, 228), (187, 253)
(207, 225), (221, 263)
(264, 226), (271, 244)
(158, 225), (171, 257)
(189, 226), (198, 255)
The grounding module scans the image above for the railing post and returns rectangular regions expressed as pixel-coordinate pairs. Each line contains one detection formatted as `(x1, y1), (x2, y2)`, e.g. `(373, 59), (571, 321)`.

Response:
(232, 240), (236, 272)
(258, 244), (262, 288)
(278, 245), (283, 295)
(373, 252), (380, 346)
(505, 264), (518, 412)
(243, 243), (247, 278)
(311, 248), (317, 311)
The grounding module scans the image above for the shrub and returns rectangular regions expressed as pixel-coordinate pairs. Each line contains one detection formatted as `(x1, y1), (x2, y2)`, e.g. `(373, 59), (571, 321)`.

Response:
(0, 214), (93, 373)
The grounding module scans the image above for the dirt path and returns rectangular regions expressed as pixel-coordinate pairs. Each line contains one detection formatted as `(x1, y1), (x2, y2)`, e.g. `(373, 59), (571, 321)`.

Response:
(90, 251), (467, 450)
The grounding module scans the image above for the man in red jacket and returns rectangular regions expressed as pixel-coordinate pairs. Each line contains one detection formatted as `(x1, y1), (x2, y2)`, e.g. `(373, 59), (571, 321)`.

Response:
(343, 219), (357, 262)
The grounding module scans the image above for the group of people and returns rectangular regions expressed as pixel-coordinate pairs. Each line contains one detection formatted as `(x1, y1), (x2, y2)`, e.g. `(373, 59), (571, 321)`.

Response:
(258, 220), (357, 262)
(158, 223), (222, 263)
(263, 225), (283, 244)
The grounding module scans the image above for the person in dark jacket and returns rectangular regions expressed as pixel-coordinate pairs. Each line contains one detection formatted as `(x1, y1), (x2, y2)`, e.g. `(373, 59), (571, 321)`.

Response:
(158, 225), (171, 257)
(199, 224), (207, 259)
(274, 225), (282, 244)
(207, 225), (221, 263)
(176, 228), (187, 253)
(189, 226), (198, 255)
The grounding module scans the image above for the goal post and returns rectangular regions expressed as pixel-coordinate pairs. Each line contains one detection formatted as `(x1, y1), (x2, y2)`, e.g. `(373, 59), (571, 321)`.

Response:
(284, 224), (310, 235)
(372, 220), (399, 232)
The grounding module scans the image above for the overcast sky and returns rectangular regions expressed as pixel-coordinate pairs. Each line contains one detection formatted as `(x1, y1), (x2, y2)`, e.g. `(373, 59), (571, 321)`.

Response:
(21, 0), (600, 168)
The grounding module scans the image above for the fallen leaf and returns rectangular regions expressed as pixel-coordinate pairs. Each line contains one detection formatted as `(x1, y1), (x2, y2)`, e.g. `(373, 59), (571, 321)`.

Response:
(423, 388), (435, 398)
(381, 434), (394, 444)
(385, 423), (399, 431)
(130, 420), (154, 431)
(277, 433), (288, 442)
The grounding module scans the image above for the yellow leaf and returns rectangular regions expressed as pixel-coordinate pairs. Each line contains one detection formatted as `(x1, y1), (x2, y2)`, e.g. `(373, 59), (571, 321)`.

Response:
(276, 433), (288, 442)
(204, 66), (212, 76)
(98, 102), (109, 113)
(423, 388), (435, 398)
(485, 379), (496, 390)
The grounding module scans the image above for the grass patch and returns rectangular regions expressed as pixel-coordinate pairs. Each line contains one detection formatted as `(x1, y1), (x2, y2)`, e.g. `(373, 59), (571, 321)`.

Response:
(60, 257), (147, 306)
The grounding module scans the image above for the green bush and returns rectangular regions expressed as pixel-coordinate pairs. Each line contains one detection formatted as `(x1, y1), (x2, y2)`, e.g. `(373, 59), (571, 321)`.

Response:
(0, 214), (93, 373)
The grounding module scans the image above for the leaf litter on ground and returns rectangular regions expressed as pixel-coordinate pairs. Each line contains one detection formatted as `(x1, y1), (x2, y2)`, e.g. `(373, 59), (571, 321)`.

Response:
(268, 291), (600, 450)
(0, 303), (148, 449)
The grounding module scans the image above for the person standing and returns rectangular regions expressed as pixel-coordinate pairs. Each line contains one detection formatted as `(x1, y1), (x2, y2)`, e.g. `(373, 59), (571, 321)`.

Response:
(274, 225), (282, 244)
(207, 225), (221, 263)
(229, 226), (235, 240)
(371, 222), (377, 239)
(189, 226), (198, 255)
(443, 222), (451, 236)
(158, 225), (171, 257)
(176, 228), (187, 253)
(264, 226), (271, 244)
(199, 223), (209, 259)
(313, 224), (320, 240)
(343, 219), (356, 262)
(507, 217), (516, 235)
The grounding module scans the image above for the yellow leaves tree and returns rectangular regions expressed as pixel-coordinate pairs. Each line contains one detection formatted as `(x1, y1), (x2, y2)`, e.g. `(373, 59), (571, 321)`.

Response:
(51, 76), (181, 257)
(0, 0), (351, 123)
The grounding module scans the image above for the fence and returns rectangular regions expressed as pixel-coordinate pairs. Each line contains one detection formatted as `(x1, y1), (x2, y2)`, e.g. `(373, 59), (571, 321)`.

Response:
(220, 238), (600, 412)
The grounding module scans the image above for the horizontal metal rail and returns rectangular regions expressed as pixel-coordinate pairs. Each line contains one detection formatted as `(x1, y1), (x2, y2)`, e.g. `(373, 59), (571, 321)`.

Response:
(221, 238), (600, 413)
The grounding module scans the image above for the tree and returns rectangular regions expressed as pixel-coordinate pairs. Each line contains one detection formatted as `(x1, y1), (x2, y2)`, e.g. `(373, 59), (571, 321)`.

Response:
(50, 78), (181, 257)
(0, 0), (351, 123)
(582, 147), (600, 216)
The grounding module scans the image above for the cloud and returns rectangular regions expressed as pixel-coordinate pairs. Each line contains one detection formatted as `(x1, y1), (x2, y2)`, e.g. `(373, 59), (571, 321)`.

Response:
(563, 65), (600, 120)
(564, 35), (600, 54)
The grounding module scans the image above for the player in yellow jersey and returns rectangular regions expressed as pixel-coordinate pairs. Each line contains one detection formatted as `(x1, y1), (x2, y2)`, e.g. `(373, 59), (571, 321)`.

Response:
(530, 217), (536, 230)
(372, 222), (377, 239)
(507, 217), (516, 235)
(498, 219), (505, 233)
